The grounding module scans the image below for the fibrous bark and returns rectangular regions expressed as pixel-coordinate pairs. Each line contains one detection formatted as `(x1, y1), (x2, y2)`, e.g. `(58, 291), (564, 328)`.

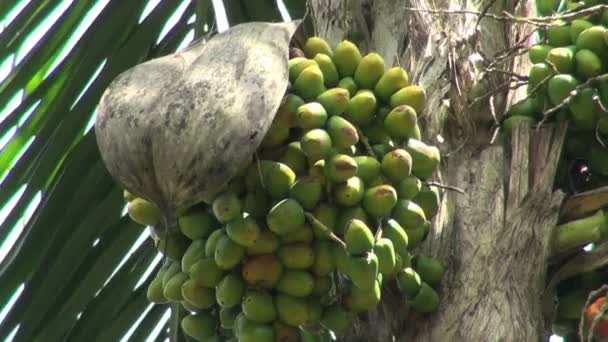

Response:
(309, 0), (566, 340)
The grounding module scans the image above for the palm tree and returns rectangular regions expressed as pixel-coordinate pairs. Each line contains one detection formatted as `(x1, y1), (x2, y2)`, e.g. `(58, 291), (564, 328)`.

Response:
(0, 0), (590, 341)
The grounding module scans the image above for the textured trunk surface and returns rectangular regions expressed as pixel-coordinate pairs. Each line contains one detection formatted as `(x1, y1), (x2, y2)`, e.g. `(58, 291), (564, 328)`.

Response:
(309, 0), (566, 341)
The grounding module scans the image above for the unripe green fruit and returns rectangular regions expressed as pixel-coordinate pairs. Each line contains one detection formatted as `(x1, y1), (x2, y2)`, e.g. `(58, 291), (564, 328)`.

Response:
(414, 185), (441, 219)
(383, 219), (409, 258)
(288, 177), (322, 211)
(312, 240), (335, 276)
(413, 255), (444, 286)
(276, 270), (315, 297)
(548, 74), (579, 106)
(547, 21), (572, 47)
(404, 139), (441, 180)
(375, 67), (409, 101)
(242, 291), (277, 323)
(570, 19), (593, 43)
(334, 40), (362, 77)
(294, 65), (327, 100)
(362, 119), (391, 144)
(353, 156), (381, 184)
(275, 294), (310, 327)
(363, 184), (398, 218)
(190, 257), (223, 288)
(146, 276), (168, 304)
(212, 192), (242, 223)
(304, 36), (333, 58)
(381, 149), (413, 183)
(345, 219), (375, 255)
(260, 161), (296, 199)
(321, 305), (353, 336)
(313, 203), (338, 239)
(528, 63), (554, 89)
(314, 53), (340, 87)
(243, 189), (270, 219)
(156, 234), (188, 261)
(354, 52), (385, 89)
(205, 229), (225, 257)
(397, 267), (421, 296)
(338, 77), (359, 97)
(349, 252), (379, 290)
(390, 85), (426, 113)
(278, 243), (315, 269)
(178, 210), (217, 240)
(334, 176), (365, 206)
(332, 242), (351, 276)
(239, 321), (275, 342)
(266, 199), (305, 236)
(289, 58), (317, 82)
(397, 176), (422, 199)
(216, 272), (245, 307)
(326, 115), (359, 149)
(393, 199), (427, 230)
(182, 239), (206, 272)
(220, 306), (241, 329)
(575, 49), (603, 78)
(182, 279), (215, 309)
(374, 238), (397, 274)
(163, 272), (189, 302)
(546, 46), (576, 74)
(162, 262), (180, 288)
(325, 154), (358, 183)
(576, 26), (607, 59)
(181, 313), (217, 341)
(384, 105), (418, 139)
(317, 87), (350, 116)
(282, 223), (314, 243)
(529, 44), (553, 64)
(336, 206), (368, 236)
(273, 321), (300, 342)
(241, 254), (283, 289)
(313, 275), (332, 296)
(407, 221), (430, 249)
(261, 120), (289, 148)
(301, 129), (333, 162)
(309, 159), (327, 184)
(345, 90), (377, 126)
(411, 282), (440, 313)
(569, 86), (596, 132)
(297, 102), (328, 129)
(127, 198), (160, 226)
(275, 94), (305, 128)
(279, 141), (307, 176)
(214, 235), (245, 270)
(345, 279), (381, 313)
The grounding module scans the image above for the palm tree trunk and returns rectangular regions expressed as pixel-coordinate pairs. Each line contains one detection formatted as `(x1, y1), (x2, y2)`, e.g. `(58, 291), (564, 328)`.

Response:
(309, 0), (566, 340)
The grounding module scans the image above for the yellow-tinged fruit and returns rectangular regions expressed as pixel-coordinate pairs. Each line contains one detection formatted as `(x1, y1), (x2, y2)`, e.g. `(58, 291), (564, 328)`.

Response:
(384, 105), (418, 139)
(260, 161), (296, 200)
(325, 154), (358, 183)
(212, 192), (242, 223)
(182, 239), (206, 272)
(363, 184), (398, 218)
(226, 216), (261, 247)
(345, 219), (374, 255)
(289, 177), (322, 210)
(242, 291), (277, 323)
(300, 129), (333, 162)
(127, 198), (160, 226)
(411, 282), (440, 313)
(289, 59), (318, 82)
(326, 115), (359, 149)
(404, 139), (441, 180)
(546, 46), (576, 74)
(354, 53), (385, 89)
(275, 94), (305, 128)
(296, 102), (328, 129)
(294, 65), (327, 100)
(345, 279), (381, 313)
(261, 120), (289, 148)
(163, 272), (189, 302)
(304, 36), (333, 58)
(336, 206), (368, 236)
(381, 149), (413, 183)
(191, 257), (224, 288)
(178, 210), (218, 240)
(349, 252), (379, 290)
(182, 279), (215, 309)
(334, 176), (365, 207)
(338, 77), (359, 97)
(314, 53), (340, 87)
(241, 254), (283, 289)
(276, 270), (315, 297)
(214, 235), (245, 270)
(216, 272), (245, 307)
(334, 40), (362, 77)
(390, 85), (426, 113)
(345, 90), (377, 126)
(393, 199), (427, 230)
(266, 199), (305, 236)
(317, 87), (350, 116)
(375, 67), (409, 101)
(181, 314), (217, 341)
(123, 189), (136, 202)
(278, 243), (315, 269)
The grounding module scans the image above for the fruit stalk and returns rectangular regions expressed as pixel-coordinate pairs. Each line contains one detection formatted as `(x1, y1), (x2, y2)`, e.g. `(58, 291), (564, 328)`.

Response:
(555, 210), (605, 252)
(305, 212), (347, 248)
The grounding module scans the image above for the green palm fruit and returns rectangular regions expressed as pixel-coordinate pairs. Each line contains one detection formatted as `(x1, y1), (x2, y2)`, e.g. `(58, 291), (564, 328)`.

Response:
(354, 53), (385, 89)
(205, 229), (225, 257)
(362, 119), (391, 144)
(279, 142), (307, 176)
(313, 275), (332, 296)
(349, 252), (379, 290)
(588, 143), (608, 175)
(289, 59), (318, 82)
(295, 65), (327, 100)
(334, 40), (362, 77)
(569, 87), (597, 130)
(234, 313), (248, 338)
(547, 21), (572, 47)
(127, 198), (160, 226)
(304, 36), (333, 58)
(408, 221), (430, 249)
(321, 305), (353, 336)
(405, 139), (441, 180)
(261, 161), (297, 199)
(181, 313), (217, 341)
(575, 49), (603, 78)
(374, 238), (397, 275)
(381, 149), (413, 183)
(282, 224), (314, 244)
(273, 321), (300, 342)
(162, 262), (181, 287)
(529, 44), (553, 64)
(353, 156), (381, 184)
(336, 206), (368, 236)
(306, 298), (323, 325)
(226, 216), (261, 247)
(536, 0), (560, 15)
(390, 85), (426, 113)
(557, 291), (589, 319)
(345, 279), (381, 313)
(548, 74), (579, 106)
(278, 243), (315, 269)
(528, 63), (554, 90)
(332, 243), (351, 276)
(216, 272), (245, 307)
(313, 203), (338, 239)
(163, 272), (189, 302)
(345, 219), (374, 255)
(157, 234), (188, 261)
(215, 235), (245, 270)
(312, 240), (335, 276)
(242, 291), (277, 323)
(397, 176), (422, 199)
(241, 254), (283, 288)
(289, 56), (306, 70)
(275, 294), (310, 327)
(325, 154), (358, 183)
(261, 120), (289, 148)
(317, 88), (350, 116)
(212, 192), (242, 223)
(375, 67), (409, 101)
(363, 184), (398, 218)
(414, 186), (441, 219)
(506, 97), (540, 119)
(266, 199), (305, 236)
(146, 276), (168, 304)
(190, 257), (223, 287)
(413, 255), (444, 286)
(545, 46), (576, 74)
(576, 26), (608, 59)
(384, 105), (418, 139)
(297, 102), (328, 129)
(288, 177), (322, 211)
(243, 189), (270, 219)
(314, 53), (340, 87)
(373, 144), (393, 160)
(182, 239), (206, 272)
(301, 129), (333, 162)
(276, 270), (315, 297)
(603, 9), (608, 25)
(345, 89), (377, 126)
(220, 306), (241, 329)
(397, 267), (421, 296)
(182, 279), (215, 309)
(393, 199), (426, 230)
(570, 19), (593, 42)
(239, 321), (275, 342)
(275, 94), (305, 128)
(411, 282), (440, 313)
(502, 116), (535, 136)
(179, 210), (218, 240)
(309, 159), (327, 184)
(383, 219), (409, 258)
(334, 177), (365, 206)
(326, 115), (359, 149)
(338, 77), (359, 97)
(123, 189), (136, 202)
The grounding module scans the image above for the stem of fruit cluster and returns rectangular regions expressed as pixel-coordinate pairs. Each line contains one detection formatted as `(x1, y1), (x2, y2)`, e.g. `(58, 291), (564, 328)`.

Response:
(555, 210), (605, 253)
(425, 181), (465, 194)
(304, 212), (347, 248)
(354, 126), (377, 158)
(170, 303), (186, 342)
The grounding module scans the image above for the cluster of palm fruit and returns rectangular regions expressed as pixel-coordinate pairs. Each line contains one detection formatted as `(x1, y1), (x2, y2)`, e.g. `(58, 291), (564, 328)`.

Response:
(502, 0), (608, 192)
(124, 35), (443, 341)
